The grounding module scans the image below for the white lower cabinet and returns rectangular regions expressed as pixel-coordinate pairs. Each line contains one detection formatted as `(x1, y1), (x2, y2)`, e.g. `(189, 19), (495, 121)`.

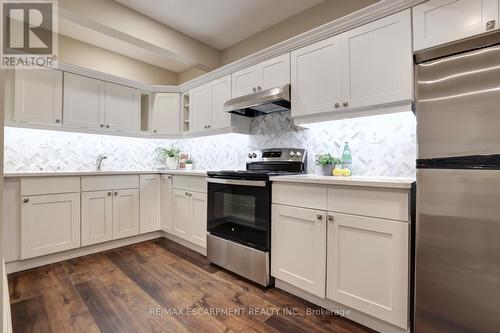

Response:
(81, 190), (113, 246)
(112, 189), (140, 239)
(139, 175), (161, 233)
(160, 175), (173, 232)
(172, 189), (191, 240)
(21, 193), (81, 259)
(327, 213), (409, 328)
(190, 191), (207, 248)
(271, 204), (327, 298)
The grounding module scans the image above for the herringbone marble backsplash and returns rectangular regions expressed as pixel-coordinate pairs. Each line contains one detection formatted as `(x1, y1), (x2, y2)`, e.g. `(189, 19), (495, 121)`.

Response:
(4, 111), (416, 177)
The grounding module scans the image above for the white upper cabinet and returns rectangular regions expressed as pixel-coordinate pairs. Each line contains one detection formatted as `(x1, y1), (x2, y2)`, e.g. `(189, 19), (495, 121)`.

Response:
(208, 75), (232, 130)
(231, 65), (259, 98)
(291, 35), (342, 117)
(150, 93), (180, 135)
(413, 0), (499, 51)
(327, 213), (409, 329)
(341, 9), (412, 109)
(14, 68), (63, 125)
(104, 82), (140, 133)
(64, 73), (105, 129)
(232, 54), (291, 98)
(139, 174), (161, 234)
(190, 84), (210, 133)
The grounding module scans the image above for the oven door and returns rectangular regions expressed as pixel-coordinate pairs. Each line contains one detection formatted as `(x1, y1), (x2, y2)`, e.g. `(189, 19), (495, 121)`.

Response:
(207, 178), (271, 251)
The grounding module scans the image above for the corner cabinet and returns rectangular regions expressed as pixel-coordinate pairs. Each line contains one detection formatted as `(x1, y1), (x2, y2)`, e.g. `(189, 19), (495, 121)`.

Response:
(413, 0), (499, 51)
(291, 10), (412, 120)
(14, 68), (63, 126)
(231, 53), (290, 98)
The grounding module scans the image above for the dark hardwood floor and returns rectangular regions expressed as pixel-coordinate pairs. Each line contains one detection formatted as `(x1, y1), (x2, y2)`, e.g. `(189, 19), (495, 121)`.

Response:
(8, 239), (375, 333)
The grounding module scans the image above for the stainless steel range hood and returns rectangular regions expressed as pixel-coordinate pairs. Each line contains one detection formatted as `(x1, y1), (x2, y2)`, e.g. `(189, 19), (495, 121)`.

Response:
(223, 84), (291, 117)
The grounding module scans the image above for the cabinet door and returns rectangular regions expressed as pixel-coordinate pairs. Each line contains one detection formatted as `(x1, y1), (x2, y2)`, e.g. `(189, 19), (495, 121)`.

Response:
(14, 68), (63, 125)
(413, 0), (499, 51)
(341, 10), (412, 110)
(190, 191), (207, 248)
(171, 189), (191, 241)
(21, 193), (80, 259)
(271, 204), (326, 297)
(82, 190), (113, 246)
(231, 65), (259, 98)
(209, 75), (231, 130)
(139, 175), (161, 233)
(151, 93), (180, 135)
(259, 54), (290, 91)
(104, 82), (140, 132)
(112, 189), (140, 239)
(161, 175), (173, 232)
(190, 84), (210, 133)
(63, 73), (105, 129)
(327, 213), (408, 329)
(290, 36), (342, 117)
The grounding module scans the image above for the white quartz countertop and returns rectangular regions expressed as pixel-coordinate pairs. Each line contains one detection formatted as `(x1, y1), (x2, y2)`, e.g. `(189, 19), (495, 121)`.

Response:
(4, 169), (208, 178)
(269, 174), (415, 189)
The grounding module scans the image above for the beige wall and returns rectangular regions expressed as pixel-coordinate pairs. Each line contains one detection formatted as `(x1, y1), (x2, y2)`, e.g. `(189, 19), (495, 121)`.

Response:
(178, 67), (209, 84)
(59, 35), (179, 85)
(221, 0), (377, 65)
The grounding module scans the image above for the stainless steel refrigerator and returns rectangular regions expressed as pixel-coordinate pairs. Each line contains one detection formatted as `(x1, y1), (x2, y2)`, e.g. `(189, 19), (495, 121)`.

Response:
(415, 31), (500, 333)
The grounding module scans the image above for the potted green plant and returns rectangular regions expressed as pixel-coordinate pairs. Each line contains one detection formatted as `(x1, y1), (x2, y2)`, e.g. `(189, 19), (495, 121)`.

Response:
(185, 159), (194, 171)
(155, 147), (180, 170)
(315, 154), (342, 176)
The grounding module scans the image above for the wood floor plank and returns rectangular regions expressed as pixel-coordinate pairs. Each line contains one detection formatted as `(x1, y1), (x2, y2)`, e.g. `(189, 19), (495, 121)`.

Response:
(11, 295), (52, 333)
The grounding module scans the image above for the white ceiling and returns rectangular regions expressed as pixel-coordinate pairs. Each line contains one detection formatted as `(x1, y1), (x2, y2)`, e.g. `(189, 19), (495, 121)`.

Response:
(115, 0), (323, 50)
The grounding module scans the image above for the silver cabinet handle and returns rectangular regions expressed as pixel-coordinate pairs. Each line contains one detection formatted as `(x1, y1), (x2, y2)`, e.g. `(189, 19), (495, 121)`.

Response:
(328, 215), (334, 222)
(100, 124), (104, 128)
(167, 175), (171, 179)
(55, 119), (61, 123)
(114, 191), (118, 196)
(207, 125), (211, 128)
(153, 130), (157, 133)
(107, 192), (112, 196)
(204, 125), (207, 129)
(317, 214), (323, 220)
(106, 125), (110, 128)
(23, 198), (29, 203)
(253, 87), (257, 92)
(343, 102), (349, 107)
(334, 103), (340, 108)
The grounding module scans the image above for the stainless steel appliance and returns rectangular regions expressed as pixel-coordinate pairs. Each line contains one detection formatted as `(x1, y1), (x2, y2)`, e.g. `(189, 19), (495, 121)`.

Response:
(415, 30), (500, 333)
(223, 84), (290, 117)
(206, 148), (306, 286)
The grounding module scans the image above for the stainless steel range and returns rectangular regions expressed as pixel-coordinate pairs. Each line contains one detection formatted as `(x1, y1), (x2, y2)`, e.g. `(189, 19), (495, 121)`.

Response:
(206, 148), (307, 286)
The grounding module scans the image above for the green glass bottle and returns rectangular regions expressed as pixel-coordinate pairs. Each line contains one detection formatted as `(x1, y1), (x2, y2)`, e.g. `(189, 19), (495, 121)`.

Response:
(341, 142), (352, 176)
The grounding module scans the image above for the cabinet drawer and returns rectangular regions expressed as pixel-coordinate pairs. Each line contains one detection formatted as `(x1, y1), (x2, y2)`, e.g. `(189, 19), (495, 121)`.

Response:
(82, 175), (139, 192)
(328, 186), (409, 222)
(21, 177), (80, 196)
(172, 175), (206, 193)
(272, 183), (327, 210)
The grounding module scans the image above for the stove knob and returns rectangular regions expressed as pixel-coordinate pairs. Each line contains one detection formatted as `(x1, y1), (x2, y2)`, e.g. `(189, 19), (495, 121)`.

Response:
(295, 151), (302, 158)
(252, 153), (257, 158)
(290, 151), (295, 157)
(248, 153), (253, 159)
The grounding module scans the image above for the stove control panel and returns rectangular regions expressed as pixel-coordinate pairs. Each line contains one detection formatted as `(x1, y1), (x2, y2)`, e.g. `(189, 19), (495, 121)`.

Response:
(247, 148), (307, 163)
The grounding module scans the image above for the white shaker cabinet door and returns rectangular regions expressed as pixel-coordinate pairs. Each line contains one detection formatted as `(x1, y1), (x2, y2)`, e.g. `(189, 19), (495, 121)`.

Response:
(271, 204), (327, 298)
(327, 213), (409, 329)
(112, 188), (140, 240)
(190, 191), (207, 248)
(63, 73), (105, 129)
(161, 175), (173, 232)
(231, 65), (259, 98)
(171, 189), (191, 241)
(341, 9), (412, 109)
(151, 93), (180, 135)
(139, 175), (161, 234)
(290, 35), (342, 117)
(259, 53), (290, 91)
(21, 193), (81, 259)
(208, 75), (232, 130)
(82, 190), (113, 246)
(104, 82), (140, 133)
(413, 0), (499, 51)
(190, 84), (210, 133)
(14, 68), (63, 125)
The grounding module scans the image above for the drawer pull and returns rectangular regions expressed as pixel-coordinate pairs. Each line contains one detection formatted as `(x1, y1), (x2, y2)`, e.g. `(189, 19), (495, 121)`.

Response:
(317, 214), (323, 220)
(23, 198), (29, 203)
(328, 215), (334, 223)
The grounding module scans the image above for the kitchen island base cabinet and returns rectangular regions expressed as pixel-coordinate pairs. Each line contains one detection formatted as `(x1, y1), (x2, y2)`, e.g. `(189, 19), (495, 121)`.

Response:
(21, 193), (81, 259)
(81, 191), (113, 246)
(271, 204), (326, 298)
(327, 213), (408, 329)
(112, 189), (140, 240)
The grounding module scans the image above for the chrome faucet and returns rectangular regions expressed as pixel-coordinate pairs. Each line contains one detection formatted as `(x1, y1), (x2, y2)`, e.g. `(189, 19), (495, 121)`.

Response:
(96, 153), (108, 171)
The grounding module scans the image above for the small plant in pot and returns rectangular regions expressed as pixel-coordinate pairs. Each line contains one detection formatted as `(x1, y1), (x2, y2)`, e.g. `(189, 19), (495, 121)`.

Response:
(155, 147), (180, 170)
(185, 159), (194, 171)
(316, 154), (342, 176)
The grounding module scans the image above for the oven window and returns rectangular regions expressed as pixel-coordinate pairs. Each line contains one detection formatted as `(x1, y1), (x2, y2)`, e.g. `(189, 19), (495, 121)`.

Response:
(207, 182), (271, 251)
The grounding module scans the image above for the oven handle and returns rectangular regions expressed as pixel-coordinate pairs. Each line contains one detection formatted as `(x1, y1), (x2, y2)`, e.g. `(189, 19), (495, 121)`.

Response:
(206, 178), (267, 187)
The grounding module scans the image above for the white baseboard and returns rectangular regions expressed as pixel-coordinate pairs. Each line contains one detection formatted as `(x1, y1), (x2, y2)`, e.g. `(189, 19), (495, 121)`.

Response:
(6, 231), (164, 274)
(275, 279), (410, 333)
